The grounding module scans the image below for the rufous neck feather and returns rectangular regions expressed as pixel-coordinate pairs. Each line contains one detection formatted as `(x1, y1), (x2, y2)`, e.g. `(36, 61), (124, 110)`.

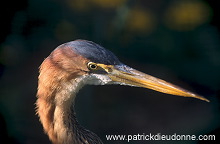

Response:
(36, 55), (103, 144)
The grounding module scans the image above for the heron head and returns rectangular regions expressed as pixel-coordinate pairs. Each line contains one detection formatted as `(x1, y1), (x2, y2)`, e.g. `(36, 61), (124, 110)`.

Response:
(49, 40), (209, 102)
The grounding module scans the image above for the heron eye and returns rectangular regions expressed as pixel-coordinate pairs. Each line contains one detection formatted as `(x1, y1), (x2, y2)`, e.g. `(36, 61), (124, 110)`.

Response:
(87, 62), (98, 70)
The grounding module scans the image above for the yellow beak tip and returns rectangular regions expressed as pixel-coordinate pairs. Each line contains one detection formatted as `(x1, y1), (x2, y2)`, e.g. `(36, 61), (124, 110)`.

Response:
(202, 98), (210, 102)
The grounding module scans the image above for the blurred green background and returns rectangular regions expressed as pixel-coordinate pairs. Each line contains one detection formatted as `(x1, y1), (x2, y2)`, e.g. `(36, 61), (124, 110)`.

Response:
(0, 0), (219, 144)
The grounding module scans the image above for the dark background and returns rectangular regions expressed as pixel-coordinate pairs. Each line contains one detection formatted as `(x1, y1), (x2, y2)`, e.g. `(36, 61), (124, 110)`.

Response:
(0, 0), (219, 144)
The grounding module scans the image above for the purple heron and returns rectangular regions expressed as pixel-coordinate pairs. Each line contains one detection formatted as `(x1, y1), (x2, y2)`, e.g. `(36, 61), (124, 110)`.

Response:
(36, 40), (209, 144)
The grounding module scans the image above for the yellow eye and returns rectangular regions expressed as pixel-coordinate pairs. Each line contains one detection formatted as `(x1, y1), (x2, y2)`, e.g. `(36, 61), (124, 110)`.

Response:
(87, 62), (98, 70)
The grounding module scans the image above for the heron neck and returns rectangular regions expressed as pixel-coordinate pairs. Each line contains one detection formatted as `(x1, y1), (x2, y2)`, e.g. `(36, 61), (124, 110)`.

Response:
(50, 77), (85, 143)
(37, 73), (103, 144)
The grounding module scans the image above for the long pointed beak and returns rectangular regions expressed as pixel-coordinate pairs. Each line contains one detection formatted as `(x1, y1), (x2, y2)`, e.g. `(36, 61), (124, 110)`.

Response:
(98, 64), (209, 102)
